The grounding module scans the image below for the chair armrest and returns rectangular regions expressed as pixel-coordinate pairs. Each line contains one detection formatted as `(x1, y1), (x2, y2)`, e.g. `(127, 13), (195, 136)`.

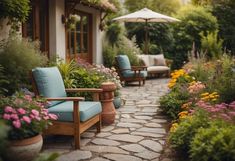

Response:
(131, 66), (147, 70)
(46, 97), (85, 101)
(65, 88), (103, 93)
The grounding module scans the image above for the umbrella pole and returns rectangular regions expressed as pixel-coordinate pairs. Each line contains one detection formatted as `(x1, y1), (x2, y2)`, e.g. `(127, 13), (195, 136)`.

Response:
(144, 20), (148, 54)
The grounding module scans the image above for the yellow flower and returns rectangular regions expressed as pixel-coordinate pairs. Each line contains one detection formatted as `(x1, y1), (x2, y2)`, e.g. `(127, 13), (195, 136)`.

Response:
(170, 123), (179, 133)
(201, 92), (209, 97)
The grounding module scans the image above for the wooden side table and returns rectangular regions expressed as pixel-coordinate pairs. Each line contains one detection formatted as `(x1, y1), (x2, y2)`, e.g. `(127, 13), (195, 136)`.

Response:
(100, 82), (116, 125)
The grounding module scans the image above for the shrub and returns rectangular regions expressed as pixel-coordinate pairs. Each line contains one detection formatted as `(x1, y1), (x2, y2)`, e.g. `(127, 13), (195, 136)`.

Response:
(0, 65), (8, 96)
(0, 37), (47, 95)
(200, 30), (223, 59)
(103, 44), (117, 68)
(169, 110), (210, 154)
(190, 121), (235, 161)
(160, 88), (190, 119)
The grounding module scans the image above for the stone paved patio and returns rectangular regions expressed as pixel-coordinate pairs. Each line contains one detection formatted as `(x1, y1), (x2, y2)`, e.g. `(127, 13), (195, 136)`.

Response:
(43, 79), (171, 161)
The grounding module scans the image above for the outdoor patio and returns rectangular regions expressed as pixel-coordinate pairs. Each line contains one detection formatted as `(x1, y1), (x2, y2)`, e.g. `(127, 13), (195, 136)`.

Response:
(42, 78), (171, 161)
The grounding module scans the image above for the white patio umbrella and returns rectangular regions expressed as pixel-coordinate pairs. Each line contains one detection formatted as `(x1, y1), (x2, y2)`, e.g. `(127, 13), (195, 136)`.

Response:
(113, 8), (180, 54)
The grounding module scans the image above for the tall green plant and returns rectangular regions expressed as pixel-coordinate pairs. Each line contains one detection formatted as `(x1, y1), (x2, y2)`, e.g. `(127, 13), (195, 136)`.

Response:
(200, 30), (223, 59)
(0, 37), (47, 95)
(0, 65), (8, 95)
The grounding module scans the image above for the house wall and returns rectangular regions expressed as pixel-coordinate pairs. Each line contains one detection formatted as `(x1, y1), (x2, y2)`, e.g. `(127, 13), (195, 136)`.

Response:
(0, 19), (11, 41)
(49, 0), (66, 60)
(74, 4), (103, 64)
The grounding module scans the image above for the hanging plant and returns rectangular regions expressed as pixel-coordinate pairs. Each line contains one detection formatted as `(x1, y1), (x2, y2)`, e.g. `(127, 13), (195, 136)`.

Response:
(66, 14), (80, 30)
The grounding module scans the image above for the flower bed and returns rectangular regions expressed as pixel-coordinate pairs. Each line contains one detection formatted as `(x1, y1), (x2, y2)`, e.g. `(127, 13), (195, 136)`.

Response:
(160, 55), (235, 161)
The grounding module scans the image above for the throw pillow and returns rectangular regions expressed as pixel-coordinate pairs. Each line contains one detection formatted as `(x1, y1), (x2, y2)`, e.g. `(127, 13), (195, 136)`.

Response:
(154, 57), (166, 66)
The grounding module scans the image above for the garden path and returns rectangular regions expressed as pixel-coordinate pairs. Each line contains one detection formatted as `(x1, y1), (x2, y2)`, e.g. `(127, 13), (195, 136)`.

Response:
(43, 78), (171, 161)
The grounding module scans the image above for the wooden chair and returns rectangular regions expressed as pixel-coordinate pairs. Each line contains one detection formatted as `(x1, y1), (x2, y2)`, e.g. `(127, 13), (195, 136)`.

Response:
(115, 55), (147, 86)
(31, 67), (103, 149)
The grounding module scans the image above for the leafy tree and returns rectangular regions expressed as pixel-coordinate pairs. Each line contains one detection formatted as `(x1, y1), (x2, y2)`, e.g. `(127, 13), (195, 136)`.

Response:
(0, 0), (30, 30)
(171, 5), (218, 69)
(124, 0), (181, 15)
(211, 0), (235, 54)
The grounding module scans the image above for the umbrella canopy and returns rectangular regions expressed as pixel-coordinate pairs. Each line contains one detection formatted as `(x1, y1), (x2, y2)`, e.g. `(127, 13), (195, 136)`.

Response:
(113, 8), (180, 54)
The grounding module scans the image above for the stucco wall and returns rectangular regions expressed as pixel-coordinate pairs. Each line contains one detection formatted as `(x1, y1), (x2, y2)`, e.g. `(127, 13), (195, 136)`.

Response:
(49, 0), (66, 61)
(0, 19), (12, 41)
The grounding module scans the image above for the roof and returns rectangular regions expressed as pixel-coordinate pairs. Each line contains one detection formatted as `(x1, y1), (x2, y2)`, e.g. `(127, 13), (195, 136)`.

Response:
(80, 0), (117, 12)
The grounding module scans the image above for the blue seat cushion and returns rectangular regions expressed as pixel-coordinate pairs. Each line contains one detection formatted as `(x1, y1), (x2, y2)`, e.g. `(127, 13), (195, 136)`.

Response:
(32, 67), (67, 107)
(123, 70), (147, 78)
(48, 101), (102, 122)
(116, 55), (131, 70)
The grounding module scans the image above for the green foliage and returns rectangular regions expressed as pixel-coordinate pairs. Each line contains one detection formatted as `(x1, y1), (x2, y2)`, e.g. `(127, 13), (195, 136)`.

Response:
(106, 23), (123, 46)
(33, 153), (59, 161)
(0, 37), (48, 95)
(0, 121), (9, 160)
(160, 87), (190, 119)
(211, 0), (235, 54)
(124, 0), (181, 15)
(0, 0), (30, 31)
(169, 110), (210, 154)
(103, 44), (117, 68)
(212, 55), (235, 103)
(190, 121), (235, 161)
(171, 5), (218, 69)
(0, 65), (9, 95)
(200, 30), (223, 59)
(116, 36), (141, 65)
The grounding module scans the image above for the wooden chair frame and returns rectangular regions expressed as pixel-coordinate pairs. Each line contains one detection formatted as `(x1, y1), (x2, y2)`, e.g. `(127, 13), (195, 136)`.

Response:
(115, 57), (147, 86)
(30, 73), (103, 149)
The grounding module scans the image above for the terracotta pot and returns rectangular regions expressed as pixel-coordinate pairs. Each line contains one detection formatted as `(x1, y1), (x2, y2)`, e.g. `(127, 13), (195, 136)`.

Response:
(4, 134), (43, 161)
(100, 82), (117, 125)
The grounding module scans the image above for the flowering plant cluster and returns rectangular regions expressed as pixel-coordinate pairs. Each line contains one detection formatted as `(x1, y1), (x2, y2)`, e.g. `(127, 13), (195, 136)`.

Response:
(187, 81), (205, 94)
(0, 93), (57, 140)
(168, 69), (192, 88)
(200, 92), (219, 102)
(196, 101), (235, 123)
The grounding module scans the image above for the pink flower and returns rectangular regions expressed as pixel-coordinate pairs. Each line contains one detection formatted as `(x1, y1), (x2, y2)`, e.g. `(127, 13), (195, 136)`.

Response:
(30, 114), (35, 119)
(24, 95), (32, 101)
(10, 114), (19, 120)
(4, 106), (14, 113)
(3, 114), (11, 120)
(43, 116), (49, 120)
(31, 109), (39, 116)
(17, 108), (26, 115)
(48, 113), (58, 120)
(12, 120), (21, 128)
(35, 116), (41, 121)
(22, 116), (31, 124)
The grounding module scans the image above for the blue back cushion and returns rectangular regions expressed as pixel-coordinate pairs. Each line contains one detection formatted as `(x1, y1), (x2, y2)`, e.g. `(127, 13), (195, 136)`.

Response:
(116, 55), (131, 70)
(32, 67), (67, 106)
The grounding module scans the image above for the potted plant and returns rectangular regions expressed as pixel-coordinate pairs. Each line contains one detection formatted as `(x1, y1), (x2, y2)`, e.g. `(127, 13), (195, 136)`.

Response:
(0, 93), (58, 161)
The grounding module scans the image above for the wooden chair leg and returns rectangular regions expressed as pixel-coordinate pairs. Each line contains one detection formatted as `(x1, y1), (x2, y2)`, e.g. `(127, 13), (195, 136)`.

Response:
(74, 131), (81, 149)
(96, 114), (102, 133)
(139, 80), (141, 86)
(143, 79), (145, 85)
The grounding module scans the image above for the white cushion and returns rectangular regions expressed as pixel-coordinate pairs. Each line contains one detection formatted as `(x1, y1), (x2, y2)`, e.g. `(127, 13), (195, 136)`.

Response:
(147, 66), (170, 72)
(149, 54), (166, 66)
(138, 55), (150, 66)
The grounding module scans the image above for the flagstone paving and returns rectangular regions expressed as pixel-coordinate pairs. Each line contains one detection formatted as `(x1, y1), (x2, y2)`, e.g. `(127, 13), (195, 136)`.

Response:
(42, 79), (171, 161)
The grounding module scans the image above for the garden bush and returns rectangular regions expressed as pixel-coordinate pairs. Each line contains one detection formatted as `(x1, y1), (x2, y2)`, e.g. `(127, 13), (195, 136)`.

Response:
(200, 30), (223, 59)
(160, 89), (189, 119)
(190, 121), (235, 161)
(0, 37), (47, 95)
(0, 65), (8, 96)
(169, 110), (210, 154)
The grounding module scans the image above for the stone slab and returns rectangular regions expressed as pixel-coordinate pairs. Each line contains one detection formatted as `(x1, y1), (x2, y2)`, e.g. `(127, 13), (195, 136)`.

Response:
(56, 150), (92, 161)
(91, 138), (120, 146)
(137, 127), (166, 134)
(112, 128), (130, 134)
(103, 154), (142, 161)
(131, 132), (164, 138)
(82, 145), (129, 154)
(117, 122), (142, 128)
(134, 150), (160, 160)
(108, 134), (144, 143)
(140, 140), (163, 152)
(120, 144), (147, 153)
